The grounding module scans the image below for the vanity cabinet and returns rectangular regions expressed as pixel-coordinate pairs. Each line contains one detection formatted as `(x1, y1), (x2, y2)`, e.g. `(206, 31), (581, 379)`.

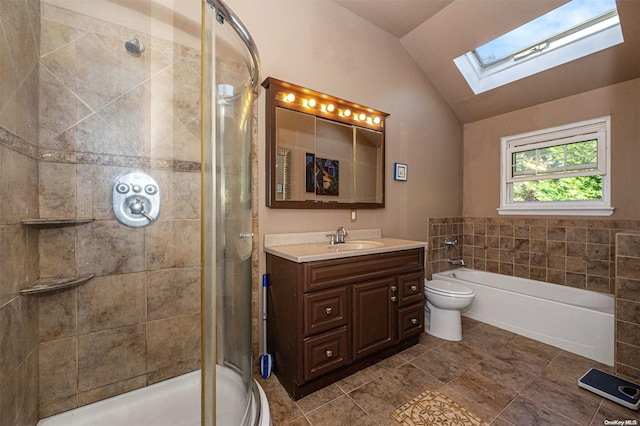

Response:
(266, 248), (424, 400)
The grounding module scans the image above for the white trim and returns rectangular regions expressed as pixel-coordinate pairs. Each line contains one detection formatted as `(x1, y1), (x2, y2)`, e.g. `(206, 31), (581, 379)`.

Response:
(454, 16), (623, 94)
(499, 116), (613, 216)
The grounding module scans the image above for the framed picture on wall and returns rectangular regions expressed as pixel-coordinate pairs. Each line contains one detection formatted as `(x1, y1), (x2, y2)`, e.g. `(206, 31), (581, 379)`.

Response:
(394, 163), (408, 181)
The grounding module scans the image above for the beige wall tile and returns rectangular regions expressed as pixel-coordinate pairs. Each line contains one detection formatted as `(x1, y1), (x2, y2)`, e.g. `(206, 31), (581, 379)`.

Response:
(0, 226), (28, 304)
(38, 227), (76, 278)
(77, 325), (146, 392)
(1, 147), (39, 225)
(77, 220), (145, 276)
(148, 267), (200, 321)
(146, 313), (200, 373)
(145, 219), (200, 270)
(39, 337), (77, 403)
(39, 162), (77, 218)
(38, 289), (77, 342)
(0, 296), (37, 384)
(77, 273), (146, 334)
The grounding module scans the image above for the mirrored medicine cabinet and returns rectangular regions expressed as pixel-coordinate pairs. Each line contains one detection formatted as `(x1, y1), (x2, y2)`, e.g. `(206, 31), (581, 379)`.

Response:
(262, 77), (388, 209)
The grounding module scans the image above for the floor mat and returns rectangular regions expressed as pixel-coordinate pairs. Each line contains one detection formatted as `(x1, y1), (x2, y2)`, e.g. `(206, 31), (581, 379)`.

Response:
(390, 387), (489, 426)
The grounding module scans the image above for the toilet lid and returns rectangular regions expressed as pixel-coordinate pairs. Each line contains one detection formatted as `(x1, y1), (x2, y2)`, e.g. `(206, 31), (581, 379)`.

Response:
(426, 279), (474, 296)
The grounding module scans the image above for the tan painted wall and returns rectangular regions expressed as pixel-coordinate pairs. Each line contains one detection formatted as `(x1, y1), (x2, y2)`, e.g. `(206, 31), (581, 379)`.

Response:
(225, 0), (463, 278)
(463, 78), (640, 219)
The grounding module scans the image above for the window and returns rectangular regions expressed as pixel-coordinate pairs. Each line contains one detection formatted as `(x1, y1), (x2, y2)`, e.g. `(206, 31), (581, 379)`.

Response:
(498, 116), (613, 216)
(454, 0), (623, 94)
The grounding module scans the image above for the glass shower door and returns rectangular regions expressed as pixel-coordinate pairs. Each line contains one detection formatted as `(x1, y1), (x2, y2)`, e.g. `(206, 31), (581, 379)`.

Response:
(202, 0), (261, 425)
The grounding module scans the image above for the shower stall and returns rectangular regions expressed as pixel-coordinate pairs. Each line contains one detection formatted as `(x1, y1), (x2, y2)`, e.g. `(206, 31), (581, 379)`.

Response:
(0, 0), (267, 424)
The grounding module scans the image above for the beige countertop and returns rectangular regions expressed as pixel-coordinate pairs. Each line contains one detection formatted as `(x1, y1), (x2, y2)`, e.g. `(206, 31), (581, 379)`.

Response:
(264, 229), (428, 263)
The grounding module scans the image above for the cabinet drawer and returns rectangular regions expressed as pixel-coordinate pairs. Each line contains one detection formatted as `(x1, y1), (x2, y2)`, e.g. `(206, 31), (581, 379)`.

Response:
(398, 271), (424, 306)
(304, 287), (348, 336)
(303, 249), (424, 292)
(397, 303), (424, 340)
(303, 326), (349, 381)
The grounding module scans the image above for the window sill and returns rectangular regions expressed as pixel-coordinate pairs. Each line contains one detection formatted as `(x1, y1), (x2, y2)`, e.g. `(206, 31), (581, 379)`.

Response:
(497, 206), (614, 216)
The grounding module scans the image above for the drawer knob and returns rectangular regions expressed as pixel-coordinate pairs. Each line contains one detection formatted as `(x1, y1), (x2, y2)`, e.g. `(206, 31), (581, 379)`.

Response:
(391, 296), (397, 302)
(411, 318), (418, 325)
(325, 307), (333, 315)
(391, 286), (397, 292)
(410, 285), (417, 292)
(325, 350), (333, 358)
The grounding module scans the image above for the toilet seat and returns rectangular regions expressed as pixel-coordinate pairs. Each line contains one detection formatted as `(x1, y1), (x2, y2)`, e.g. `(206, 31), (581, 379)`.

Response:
(425, 279), (474, 296)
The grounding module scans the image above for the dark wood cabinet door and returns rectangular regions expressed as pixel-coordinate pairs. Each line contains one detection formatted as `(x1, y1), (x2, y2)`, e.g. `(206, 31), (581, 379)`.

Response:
(352, 277), (395, 360)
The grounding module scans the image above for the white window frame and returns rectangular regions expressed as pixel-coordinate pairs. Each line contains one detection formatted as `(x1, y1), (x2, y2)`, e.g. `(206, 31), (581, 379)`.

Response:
(498, 116), (613, 216)
(453, 13), (623, 95)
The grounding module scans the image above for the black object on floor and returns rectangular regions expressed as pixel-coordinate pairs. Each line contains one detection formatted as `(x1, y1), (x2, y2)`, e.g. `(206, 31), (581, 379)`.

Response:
(578, 368), (640, 410)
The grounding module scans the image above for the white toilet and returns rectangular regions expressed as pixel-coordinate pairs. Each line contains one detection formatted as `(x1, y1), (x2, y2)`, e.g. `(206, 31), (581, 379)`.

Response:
(424, 279), (475, 341)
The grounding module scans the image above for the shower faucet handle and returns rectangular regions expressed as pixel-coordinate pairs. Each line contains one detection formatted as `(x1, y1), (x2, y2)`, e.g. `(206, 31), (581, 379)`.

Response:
(129, 199), (155, 222)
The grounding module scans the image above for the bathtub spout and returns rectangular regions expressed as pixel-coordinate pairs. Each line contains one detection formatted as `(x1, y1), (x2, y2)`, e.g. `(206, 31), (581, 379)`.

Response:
(447, 258), (465, 266)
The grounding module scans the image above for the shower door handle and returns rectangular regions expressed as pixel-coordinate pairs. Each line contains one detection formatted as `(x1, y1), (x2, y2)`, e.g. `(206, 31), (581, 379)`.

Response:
(239, 233), (254, 242)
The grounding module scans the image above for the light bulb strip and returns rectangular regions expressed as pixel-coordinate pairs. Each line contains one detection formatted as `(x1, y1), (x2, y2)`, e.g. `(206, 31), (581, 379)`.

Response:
(270, 80), (388, 131)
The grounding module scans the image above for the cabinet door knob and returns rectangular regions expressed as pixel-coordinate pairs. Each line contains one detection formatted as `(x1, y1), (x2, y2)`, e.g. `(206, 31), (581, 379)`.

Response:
(325, 350), (333, 358)
(410, 285), (417, 292)
(325, 307), (333, 315)
(390, 296), (397, 302)
(411, 318), (418, 325)
(391, 286), (397, 292)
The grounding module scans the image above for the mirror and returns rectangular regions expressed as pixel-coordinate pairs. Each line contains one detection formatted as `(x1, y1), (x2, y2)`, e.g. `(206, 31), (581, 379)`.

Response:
(263, 77), (388, 208)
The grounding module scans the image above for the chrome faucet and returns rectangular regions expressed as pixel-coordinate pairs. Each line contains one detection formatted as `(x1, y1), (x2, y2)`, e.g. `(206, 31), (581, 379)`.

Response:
(447, 258), (465, 267)
(336, 227), (347, 244)
(326, 227), (348, 244)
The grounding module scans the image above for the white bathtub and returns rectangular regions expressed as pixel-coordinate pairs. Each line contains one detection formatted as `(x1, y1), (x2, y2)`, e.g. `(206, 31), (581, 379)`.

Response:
(37, 367), (270, 426)
(432, 268), (614, 366)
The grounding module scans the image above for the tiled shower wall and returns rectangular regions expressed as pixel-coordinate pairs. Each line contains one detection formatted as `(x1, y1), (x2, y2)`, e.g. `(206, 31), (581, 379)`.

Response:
(36, 5), (201, 417)
(615, 231), (640, 381)
(0, 0), (41, 424)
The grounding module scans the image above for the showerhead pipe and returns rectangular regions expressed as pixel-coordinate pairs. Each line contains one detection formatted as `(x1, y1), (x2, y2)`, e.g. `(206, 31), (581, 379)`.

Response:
(125, 38), (145, 55)
(204, 0), (261, 89)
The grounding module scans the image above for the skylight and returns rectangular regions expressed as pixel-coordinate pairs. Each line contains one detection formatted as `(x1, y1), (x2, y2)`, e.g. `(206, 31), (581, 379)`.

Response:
(454, 0), (623, 94)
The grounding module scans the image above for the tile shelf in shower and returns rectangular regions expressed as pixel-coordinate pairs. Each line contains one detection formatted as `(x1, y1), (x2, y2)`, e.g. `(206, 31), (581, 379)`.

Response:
(20, 274), (95, 295)
(21, 218), (95, 226)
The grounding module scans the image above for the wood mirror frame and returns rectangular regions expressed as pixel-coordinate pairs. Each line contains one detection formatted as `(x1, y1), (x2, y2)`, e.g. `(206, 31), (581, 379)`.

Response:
(263, 77), (388, 209)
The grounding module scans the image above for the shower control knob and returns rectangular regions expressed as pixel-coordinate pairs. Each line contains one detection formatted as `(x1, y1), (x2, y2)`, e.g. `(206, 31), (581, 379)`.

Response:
(116, 183), (129, 194)
(129, 199), (155, 222)
(112, 172), (160, 228)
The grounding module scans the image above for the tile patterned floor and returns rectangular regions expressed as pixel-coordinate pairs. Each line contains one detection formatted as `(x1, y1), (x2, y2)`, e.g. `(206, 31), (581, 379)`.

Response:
(255, 317), (640, 425)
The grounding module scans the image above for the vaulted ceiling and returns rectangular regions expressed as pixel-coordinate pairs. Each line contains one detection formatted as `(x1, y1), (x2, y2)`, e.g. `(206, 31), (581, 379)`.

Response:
(333, 0), (640, 123)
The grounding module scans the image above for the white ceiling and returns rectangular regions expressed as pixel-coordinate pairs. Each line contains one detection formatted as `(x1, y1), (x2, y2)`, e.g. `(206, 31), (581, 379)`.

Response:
(333, 0), (640, 123)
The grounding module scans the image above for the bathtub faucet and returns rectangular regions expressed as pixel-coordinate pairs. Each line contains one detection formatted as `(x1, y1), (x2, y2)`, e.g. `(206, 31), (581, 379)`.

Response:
(447, 258), (465, 266)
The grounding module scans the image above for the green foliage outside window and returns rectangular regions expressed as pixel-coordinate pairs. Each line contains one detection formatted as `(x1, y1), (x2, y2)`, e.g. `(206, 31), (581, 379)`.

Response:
(513, 175), (603, 202)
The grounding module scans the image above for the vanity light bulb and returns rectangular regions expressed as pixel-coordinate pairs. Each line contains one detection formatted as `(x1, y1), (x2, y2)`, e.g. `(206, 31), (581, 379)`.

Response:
(373, 117), (381, 125)
(327, 104), (335, 112)
(308, 99), (316, 107)
(285, 93), (295, 102)
(344, 109), (351, 117)
(359, 113), (366, 121)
